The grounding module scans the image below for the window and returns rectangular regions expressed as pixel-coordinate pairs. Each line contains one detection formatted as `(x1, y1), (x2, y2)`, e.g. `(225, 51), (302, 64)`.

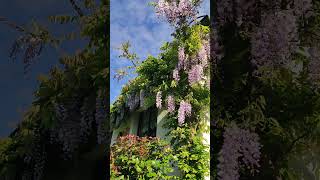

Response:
(118, 127), (130, 137)
(137, 106), (157, 137)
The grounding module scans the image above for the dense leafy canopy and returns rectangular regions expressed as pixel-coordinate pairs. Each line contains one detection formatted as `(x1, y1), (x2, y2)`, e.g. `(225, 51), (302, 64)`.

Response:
(213, 0), (320, 179)
(0, 0), (109, 179)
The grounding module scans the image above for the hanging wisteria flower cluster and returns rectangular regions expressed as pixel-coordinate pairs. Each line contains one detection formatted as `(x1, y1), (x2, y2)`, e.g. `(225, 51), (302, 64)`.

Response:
(164, 15), (210, 125)
(10, 35), (44, 74)
(188, 64), (204, 85)
(173, 68), (180, 81)
(79, 96), (94, 142)
(95, 91), (108, 145)
(155, 0), (197, 25)
(216, 0), (258, 28)
(307, 47), (320, 84)
(218, 124), (261, 180)
(156, 91), (162, 109)
(126, 92), (140, 111)
(166, 40), (209, 125)
(178, 46), (187, 70)
(198, 40), (210, 67)
(251, 10), (299, 72)
(216, 0), (314, 76)
(167, 95), (175, 113)
(178, 100), (192, 125)
(175, 40), (210, 86)
(50, 97), (82, 160)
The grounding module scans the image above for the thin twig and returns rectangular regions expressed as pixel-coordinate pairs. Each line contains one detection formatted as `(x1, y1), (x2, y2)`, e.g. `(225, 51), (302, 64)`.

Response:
(0, 16), (31, 35)
(285, 132), (309, 155)
(188, 15), (207, 26)
(0, 16), (70, 66)
(130, 59), (137, 68)
(69, 0), (84, 17)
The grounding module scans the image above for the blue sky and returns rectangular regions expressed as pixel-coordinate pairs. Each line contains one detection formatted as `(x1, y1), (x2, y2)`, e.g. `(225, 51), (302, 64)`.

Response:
(110, 0), (210, 104)
(0, 1), (85, 137)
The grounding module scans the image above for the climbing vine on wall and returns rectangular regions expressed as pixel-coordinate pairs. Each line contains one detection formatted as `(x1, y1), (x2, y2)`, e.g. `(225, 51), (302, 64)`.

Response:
(110, 0), (210, 179)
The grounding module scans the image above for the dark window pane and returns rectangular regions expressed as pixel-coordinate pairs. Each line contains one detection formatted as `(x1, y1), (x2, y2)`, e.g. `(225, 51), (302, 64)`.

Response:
(137, 106), (157, 137)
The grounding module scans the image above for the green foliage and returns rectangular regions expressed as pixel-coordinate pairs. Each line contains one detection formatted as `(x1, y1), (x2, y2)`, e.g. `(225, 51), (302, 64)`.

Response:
(111, 135), (177, 180)
(184, 25), (209, 55)
(211, 6), (320, 177)
(169, 126), (210, 179)
(0, 1), (109, 179)
(110, 19), (210, 177)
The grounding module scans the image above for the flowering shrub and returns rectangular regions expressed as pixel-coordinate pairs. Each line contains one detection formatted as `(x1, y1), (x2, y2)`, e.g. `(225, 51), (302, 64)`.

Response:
(111, 135), (177, 179)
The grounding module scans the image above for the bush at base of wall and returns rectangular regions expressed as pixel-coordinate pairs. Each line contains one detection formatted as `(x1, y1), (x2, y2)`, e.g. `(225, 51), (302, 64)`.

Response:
(111, 135), (178, 179)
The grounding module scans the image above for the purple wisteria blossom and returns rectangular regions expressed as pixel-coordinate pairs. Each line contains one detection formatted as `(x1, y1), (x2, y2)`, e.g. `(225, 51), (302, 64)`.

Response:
(217, 0), (257, 27)
(155, 0), (196, 24)
(251, 10), (298, 72)
(218, 124), (261, 180)
(197, 40), (210, 67)
(155, 0), (177, 24)
(156, 91), (162, 109)
(178, 100), (192, 125)
(173, 68), (180, 82)
(178, 46), (186, 70)
(188, 64), (204, 85)
(126, 93), (136, 111)
(167, 95), (175, 113)
(177, 0), (196, 17)
(293, 0), (313, 17)
(308, 47), (320, 84)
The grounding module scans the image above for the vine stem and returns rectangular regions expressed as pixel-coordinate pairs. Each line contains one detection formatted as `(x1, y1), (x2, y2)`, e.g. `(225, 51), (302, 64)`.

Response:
(285, 131), (310, 155)
(69, 0), (84, 17)
(0, 16), (33, 35)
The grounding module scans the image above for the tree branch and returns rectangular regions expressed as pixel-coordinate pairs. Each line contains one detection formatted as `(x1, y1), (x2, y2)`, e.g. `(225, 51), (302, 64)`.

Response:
(0, 16), (31, 34)
(69, 0), (84, 17)
(285, 132), (309, 155)
(130, 59), (137, 67)
(188, 15), (207, 26)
